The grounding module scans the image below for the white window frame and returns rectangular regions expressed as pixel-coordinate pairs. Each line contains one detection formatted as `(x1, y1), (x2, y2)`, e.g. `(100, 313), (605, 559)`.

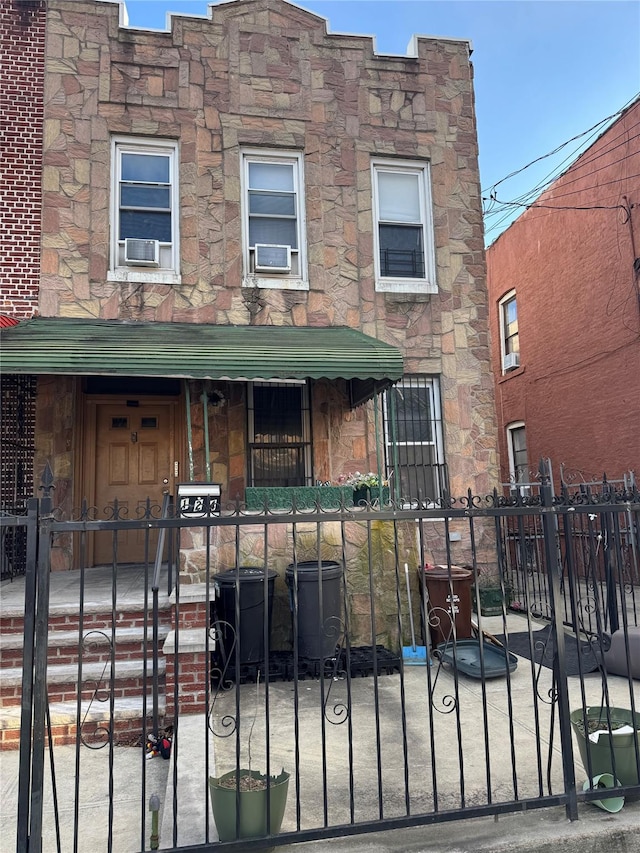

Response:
(371, 159), (436, 294)
(506, 421), (530, 494)
(383, 376), (446, 508)
(108, 137), (181, 285)
(499, 289), (519, 373)
(241, 149), (307, 291)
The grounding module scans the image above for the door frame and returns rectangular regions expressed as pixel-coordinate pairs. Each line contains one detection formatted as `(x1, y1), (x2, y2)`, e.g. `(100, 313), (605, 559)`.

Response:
(77, 391), (182, 567)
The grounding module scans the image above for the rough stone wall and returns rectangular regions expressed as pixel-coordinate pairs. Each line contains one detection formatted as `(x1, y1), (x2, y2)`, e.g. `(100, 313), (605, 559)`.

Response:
(41, 0), (498, 501)
(1, 0), (45, 318)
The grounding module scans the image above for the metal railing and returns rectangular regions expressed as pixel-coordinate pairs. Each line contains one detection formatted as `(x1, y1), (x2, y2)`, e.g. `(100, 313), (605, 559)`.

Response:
(10, 469), (640, 852)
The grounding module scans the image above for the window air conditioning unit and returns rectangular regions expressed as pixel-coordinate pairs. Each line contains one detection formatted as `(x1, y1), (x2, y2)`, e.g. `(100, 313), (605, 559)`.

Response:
(254, 244), (291, 273)
(124, 238), (160, 266)
(503, 351), (520, 371)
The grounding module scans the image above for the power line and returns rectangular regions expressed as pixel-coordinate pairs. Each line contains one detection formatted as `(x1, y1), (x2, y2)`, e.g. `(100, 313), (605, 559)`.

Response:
(483, 172), (640, 219)
(481, 92), (639, 196)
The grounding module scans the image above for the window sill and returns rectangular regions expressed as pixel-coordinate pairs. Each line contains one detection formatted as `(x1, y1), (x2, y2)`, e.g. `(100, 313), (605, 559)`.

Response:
(375, 278), (437, 294)
(108, 269), (182, 286)
(499, 365), (525, 382)
(243, 276), (309, 291)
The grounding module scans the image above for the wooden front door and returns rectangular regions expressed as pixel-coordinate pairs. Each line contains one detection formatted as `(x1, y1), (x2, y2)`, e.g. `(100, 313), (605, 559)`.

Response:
(87, 400), (176, 565)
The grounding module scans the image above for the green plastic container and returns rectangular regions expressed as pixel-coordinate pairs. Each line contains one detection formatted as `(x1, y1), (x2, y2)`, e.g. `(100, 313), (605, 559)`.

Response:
(209, 768), (289, 842)
(570, 706), (640, 786)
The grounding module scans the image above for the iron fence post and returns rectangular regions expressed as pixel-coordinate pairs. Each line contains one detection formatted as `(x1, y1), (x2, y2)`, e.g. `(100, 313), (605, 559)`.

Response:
(28, 464), (55, 852)
(540, 466), (578, 821)
(16, 497), (39, 853)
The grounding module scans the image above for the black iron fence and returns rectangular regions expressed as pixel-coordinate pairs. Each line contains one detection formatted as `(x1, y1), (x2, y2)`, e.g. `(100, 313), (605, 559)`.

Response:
(6, 469), (640, 852)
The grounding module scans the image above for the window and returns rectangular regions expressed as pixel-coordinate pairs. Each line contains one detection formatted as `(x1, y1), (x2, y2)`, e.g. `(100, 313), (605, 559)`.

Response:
(507, 422), (529, 492)
(248, 382), (311, 487)
(109, 138), (180, 283)
(241, 150), (306, 289)
(383, 377), (446, 506)
(372, 160), (436, 293)
(499, 291), (520, 372)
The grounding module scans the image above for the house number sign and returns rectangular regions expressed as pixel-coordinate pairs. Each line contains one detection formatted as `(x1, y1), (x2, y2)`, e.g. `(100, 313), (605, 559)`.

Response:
(177, 482), (221, 517)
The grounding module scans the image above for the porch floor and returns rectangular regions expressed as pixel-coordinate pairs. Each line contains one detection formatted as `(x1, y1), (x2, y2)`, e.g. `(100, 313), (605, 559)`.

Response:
(0, 563), (171, 617)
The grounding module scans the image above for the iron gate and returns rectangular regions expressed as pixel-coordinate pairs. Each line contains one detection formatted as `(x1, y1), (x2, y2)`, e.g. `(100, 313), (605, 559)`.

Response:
(5, 467), (640, 852)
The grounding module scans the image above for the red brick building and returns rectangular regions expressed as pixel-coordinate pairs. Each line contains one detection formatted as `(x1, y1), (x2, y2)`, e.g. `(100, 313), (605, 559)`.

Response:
(1, 0), (45, 319)
(487, 98), (640, 488)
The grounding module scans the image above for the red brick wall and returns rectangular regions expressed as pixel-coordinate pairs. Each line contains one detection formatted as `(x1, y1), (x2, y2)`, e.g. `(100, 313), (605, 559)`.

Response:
(1, 0), (45, 318)
(487, 100), (640, 483)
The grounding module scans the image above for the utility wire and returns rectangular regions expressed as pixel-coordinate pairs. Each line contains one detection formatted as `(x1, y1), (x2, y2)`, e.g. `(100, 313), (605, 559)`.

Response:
(481, 92), (639, 196)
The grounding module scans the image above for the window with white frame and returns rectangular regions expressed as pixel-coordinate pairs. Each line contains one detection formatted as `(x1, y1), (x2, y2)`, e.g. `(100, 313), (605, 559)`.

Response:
(372, 160), (436, 293)
(383, 376), (446, 506)
(506, 422), (529, 491)
(499, 290), (520, 372)
(110, 138), (180, 282)
(241, 150), (306, 288)
(247, 382), (311, 487)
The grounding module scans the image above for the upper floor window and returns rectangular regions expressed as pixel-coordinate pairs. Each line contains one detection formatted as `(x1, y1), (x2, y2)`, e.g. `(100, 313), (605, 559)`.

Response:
(499, 290), (520, 372)
(241, 150), (307, 290)
(372, 160), (436, 294)
(109, 138), (180, 284)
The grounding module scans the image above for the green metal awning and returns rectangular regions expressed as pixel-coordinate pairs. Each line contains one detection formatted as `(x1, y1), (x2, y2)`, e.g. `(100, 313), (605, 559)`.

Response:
(1, 318), (403, 391)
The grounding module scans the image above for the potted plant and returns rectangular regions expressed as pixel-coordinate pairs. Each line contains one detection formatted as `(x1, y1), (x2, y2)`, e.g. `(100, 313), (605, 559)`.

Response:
(345, 472), (390, 506)
(209, 675), (290, 842)
(471, 566), (513, 616)
(570, 705), (640, 787)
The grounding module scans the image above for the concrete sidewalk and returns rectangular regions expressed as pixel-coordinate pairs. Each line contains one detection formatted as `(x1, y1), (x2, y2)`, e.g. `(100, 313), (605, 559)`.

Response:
(2, 665), (638, 852)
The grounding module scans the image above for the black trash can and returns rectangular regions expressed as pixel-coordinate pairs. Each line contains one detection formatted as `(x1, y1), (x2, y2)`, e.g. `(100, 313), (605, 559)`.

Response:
(285, 561), (343, 659)
(213, 567), (277, 664)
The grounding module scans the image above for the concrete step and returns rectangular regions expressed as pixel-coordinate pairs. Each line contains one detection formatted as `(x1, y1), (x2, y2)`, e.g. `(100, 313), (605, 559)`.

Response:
(0, 658), (166, 705)
(0, 694), (167, 748)
(0, 600), (173, 635)
(0, 624), (171, 668)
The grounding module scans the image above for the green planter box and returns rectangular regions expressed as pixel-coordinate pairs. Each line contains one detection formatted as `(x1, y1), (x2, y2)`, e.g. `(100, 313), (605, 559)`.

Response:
(245, 486), (353, 510)
(472, 585), (512, 616)
(353, 485), (390, 506)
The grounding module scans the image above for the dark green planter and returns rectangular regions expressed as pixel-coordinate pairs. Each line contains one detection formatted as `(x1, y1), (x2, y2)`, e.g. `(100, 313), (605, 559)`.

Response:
(209, 768), (290, 842)
(472, 585), (512, 616)
(570, 706), (640, 786)
(353, 485), (390, 506)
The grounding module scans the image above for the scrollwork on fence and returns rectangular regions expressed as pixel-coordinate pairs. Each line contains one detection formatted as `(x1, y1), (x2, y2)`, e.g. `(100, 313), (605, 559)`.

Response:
(79, 629), (113, 750)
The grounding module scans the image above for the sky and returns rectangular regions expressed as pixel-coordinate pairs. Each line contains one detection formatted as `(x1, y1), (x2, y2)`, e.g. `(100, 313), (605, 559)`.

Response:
(122, 0), (640, 244)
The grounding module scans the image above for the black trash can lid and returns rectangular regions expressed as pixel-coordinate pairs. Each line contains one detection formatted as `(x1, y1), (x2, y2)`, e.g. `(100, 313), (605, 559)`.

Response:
(214, 567), (277, 585)
(285, 560), (343, 580)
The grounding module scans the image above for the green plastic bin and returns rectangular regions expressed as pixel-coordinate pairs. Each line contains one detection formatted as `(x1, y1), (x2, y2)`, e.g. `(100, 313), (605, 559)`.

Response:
(570, 706), (640, 786)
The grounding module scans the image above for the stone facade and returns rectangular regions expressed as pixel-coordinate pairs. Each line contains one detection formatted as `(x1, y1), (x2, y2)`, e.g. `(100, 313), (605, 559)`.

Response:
(34, 0), (499, 579)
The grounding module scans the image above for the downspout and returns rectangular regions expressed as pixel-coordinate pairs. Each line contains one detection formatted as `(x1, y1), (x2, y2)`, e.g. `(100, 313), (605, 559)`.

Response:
(184, 380), (195, 481)
(201, 389), (211, 481)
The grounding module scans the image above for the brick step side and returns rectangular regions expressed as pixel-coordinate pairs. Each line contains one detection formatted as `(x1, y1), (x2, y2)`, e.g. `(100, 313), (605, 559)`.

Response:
(0, 659), (167, 706)
(0, 603), (173, 636)
(0, 626), (171, 668)
(0, 695), (167, 749)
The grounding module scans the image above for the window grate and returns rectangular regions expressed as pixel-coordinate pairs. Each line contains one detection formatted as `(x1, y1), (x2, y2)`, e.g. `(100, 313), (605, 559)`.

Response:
(1, 375), (36, 578)
(383, 376), (447, 506)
